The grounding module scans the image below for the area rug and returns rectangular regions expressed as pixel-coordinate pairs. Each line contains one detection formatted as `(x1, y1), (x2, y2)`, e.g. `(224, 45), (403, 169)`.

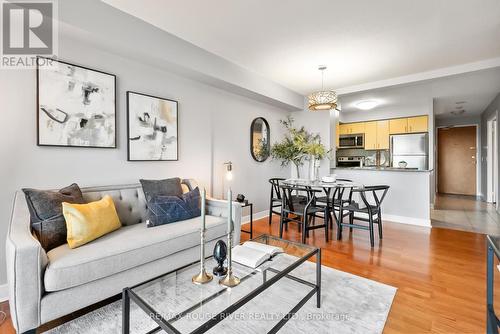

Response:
(46, 255), (396, 334)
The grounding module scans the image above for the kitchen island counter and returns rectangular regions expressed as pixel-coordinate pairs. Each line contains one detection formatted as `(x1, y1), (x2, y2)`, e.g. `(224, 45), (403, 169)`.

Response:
(333, 167), (433, 173)
(332, 167), (432, 227)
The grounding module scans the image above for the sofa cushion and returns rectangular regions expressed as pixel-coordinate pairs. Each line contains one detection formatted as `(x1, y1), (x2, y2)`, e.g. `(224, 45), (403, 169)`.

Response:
(140, 178), (183, 201)
(63, 195), (122, 249)
(146, 188), (201, 227)
(22, 183), (85, 251)
(44, 215), (226, 291)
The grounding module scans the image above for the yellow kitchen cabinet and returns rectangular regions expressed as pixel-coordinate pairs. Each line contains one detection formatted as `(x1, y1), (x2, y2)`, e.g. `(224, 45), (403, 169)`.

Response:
(339, 124), (350, 135)
(364, 121), (389, 150)
(376, 120), (390, 149)
(350, 122), (365, 134)
(407, 116), (428, 133)
(339, 122), (365, 135)
(364, 121), (377, 150)
(389, 118), (408, 134)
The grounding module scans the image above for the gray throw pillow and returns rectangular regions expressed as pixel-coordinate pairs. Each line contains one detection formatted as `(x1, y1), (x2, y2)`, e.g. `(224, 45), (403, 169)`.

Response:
(22, 183), (84, 251)
(146, 187), (201, 227)
(140, 177), (183, 201)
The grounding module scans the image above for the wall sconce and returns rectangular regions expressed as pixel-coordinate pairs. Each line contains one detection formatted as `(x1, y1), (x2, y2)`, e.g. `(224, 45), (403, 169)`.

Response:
(224, 161), (233, 181)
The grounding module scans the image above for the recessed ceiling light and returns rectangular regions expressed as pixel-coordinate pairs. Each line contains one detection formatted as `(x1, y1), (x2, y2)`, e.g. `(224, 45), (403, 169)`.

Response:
(355, 100), (379, 110)
(451, 110), (466, 115)
(456, 101), (466, 105)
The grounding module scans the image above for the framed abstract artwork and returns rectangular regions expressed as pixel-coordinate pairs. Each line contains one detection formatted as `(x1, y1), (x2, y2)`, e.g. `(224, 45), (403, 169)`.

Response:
(127, 91), (178, 161)
(37, 57), (116, 148)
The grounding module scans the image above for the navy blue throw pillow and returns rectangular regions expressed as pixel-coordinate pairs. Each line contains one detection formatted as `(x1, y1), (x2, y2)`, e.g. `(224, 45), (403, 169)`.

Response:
(146, 187), (201, 227)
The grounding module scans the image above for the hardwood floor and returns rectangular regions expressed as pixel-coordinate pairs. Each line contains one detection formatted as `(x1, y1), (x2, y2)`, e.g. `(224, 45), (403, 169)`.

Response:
(242, 216), (492, 333)
(0, 216), (494, 333)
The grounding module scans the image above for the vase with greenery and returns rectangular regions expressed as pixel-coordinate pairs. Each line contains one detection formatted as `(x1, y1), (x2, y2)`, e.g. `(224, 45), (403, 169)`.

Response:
(271, 116), (329, 179)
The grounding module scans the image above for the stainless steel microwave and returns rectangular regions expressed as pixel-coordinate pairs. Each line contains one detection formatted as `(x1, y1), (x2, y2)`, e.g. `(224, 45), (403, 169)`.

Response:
(339, 134), (364, 149)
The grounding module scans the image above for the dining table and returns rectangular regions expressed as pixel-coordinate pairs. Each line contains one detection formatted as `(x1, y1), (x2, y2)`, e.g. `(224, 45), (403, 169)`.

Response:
(282, 178), (363, 193)
(281, 178), (364, 229)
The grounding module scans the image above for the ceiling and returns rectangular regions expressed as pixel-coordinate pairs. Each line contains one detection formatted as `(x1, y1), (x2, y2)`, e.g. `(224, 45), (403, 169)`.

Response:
(339, 67), (500, 118)
(102, 0), (500, 95)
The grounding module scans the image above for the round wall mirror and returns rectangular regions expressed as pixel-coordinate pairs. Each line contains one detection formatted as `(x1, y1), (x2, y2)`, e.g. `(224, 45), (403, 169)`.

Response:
(250, 117), (270, 162)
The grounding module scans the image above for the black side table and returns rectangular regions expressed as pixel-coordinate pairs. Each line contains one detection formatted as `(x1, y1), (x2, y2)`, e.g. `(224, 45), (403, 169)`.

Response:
(238, 200), (253, 239)
(487, 235), (500, 334)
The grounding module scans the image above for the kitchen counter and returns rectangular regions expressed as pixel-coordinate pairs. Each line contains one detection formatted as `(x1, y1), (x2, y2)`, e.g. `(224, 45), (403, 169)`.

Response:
(333, 167), (433, 173)
(333, 168), (432, 227)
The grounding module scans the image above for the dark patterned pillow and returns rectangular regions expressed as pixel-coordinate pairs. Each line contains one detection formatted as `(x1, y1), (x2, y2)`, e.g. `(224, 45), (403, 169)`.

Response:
(146, 187), (201, 227)
(22, 183), (85, 251)
(140, 178), (183, 201)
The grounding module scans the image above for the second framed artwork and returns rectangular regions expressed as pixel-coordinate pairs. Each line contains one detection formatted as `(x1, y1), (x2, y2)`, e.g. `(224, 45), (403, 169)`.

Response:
(127, 91), (179, 161)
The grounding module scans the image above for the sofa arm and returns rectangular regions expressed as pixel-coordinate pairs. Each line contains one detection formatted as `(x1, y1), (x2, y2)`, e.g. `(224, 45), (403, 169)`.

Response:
(206, 198), (242, 245)
(6, 191), (47, 333)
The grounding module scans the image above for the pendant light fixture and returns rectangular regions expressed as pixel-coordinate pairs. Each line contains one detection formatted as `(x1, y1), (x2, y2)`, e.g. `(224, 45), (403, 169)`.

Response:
(308, 65), (337, 111)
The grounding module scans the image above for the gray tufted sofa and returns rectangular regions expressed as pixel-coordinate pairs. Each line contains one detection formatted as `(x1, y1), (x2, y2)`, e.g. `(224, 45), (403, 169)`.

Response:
(6, 182), (242, 333)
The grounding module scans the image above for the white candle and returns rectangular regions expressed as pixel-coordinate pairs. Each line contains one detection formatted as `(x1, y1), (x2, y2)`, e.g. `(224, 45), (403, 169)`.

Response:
(227, 188), (232, 234)
(201, 188), (206, 230)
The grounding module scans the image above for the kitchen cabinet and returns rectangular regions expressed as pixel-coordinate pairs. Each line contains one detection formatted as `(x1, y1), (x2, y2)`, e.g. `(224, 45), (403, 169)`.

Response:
(377, 120), (390, 149)
(338, 116), (427, 149)
(389, 116), (428, 134)
(350, 122), (365, 134)
(364, 120), (389, 150)
(364, 121), (377, 150)
(408, 116), (428, 133)
(339, 124), (350, 135)
(389, 118), (408, 134)
(339, 122), (365, 135)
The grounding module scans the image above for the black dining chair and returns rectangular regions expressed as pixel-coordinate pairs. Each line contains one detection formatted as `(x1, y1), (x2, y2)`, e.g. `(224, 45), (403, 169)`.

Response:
(279, 184), (329, 244)
(337, 185), (389, 247)
(269, 178), (308, 226)
(316, 179), (353, 229)
(268, 178), (286, 225)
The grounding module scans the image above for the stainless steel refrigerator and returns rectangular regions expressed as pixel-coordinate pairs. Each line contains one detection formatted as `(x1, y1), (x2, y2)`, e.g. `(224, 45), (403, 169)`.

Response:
(390, 133), (428, 170)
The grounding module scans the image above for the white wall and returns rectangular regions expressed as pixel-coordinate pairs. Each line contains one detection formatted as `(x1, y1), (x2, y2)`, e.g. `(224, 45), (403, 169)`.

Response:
(291, 110), (333, 178)
(0, 35), (291, 285)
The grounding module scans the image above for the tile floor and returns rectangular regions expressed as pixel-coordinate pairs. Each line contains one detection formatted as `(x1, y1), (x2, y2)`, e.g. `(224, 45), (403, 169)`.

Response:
(431, 193), (500, 235)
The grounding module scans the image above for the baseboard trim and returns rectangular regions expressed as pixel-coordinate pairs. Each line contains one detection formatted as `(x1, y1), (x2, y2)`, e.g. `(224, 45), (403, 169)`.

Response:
(0, 283), (8, 302)
(353, 212), (431, 228)
(241, 210), (268, 225)
(381, 214), (431, 228)
(240, 211), (430, 228)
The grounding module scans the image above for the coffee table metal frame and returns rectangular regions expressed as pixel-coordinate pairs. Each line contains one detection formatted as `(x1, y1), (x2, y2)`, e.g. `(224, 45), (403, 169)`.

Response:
(122, 234), (321, 334)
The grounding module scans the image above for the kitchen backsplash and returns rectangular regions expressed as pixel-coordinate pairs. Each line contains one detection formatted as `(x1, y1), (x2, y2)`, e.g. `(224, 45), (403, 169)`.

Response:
(336, 149), (390, 166)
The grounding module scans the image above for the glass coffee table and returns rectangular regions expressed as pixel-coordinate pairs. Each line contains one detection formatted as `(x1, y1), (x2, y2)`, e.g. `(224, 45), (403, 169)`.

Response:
(122, 234), (321, 334)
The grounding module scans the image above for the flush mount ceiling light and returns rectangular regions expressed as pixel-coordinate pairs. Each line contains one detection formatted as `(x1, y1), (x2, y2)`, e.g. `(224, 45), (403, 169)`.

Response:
(308, 66), (337, 111)
(355, 100), (379, 110)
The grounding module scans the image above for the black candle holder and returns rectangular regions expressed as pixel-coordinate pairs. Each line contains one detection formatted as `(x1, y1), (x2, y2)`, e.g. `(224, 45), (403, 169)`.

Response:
(213, 240), (228, 277)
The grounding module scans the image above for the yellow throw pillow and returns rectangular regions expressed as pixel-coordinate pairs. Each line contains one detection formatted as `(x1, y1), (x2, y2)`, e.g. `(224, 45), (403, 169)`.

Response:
(63, 195), (122, 249)
(181, 183), (190, 194)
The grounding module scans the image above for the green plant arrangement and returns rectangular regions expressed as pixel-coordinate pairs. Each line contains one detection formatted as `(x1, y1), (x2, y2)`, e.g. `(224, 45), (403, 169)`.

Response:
(271, 116), (329, 178)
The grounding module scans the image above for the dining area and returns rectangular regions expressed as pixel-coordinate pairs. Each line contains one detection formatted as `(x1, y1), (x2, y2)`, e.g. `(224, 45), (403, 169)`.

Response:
(268, 177), (390, 247)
